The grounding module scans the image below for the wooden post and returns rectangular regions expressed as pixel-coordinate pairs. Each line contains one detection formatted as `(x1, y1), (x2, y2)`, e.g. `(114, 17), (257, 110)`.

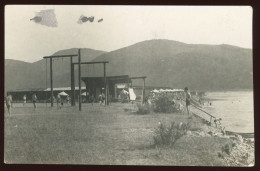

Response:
(50, 58), (53, 107)
(70, 57), (75, 106)
(107, 83), (110, 105)
(142, 78), (146, 104)
(78, 49), (82, 111)
(114, 84), (117, 101)
(104, 63), (107, 106)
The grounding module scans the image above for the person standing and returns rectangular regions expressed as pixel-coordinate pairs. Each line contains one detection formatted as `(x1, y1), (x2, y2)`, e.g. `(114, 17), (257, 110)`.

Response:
(66, 95), (70, 105)
(57, 94), (61, 109)
(98, 93), (103, 106)
(89, 94), (95, 106)
(6, 94), (12, 115)
(102, 92), (105, 105)
(23, 95), (27, 106)
(184, 87), (192, 118)
(32, 93), (37, 111)
(61, 96), (64, 106)
(86, 92), (90, 103)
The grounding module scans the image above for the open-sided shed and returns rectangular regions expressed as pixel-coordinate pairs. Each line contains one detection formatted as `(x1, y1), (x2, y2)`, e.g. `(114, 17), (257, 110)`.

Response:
(81, 75), (131, 100)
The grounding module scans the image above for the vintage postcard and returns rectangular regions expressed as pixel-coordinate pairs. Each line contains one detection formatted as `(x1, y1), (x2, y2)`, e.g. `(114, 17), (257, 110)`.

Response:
(4, 5), (254, 166)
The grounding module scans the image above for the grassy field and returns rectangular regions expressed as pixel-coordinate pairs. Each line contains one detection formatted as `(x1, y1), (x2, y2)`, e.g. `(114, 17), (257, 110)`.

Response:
(4, 102), (231, 165)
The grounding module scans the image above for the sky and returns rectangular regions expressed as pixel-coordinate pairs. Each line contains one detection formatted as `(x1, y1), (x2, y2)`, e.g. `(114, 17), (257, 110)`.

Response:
(5, 5), (252, 63)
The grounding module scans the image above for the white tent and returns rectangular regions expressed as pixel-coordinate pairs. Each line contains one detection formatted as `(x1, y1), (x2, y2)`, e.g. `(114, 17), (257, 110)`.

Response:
(153, 89), (184, 93)
(151, 89), (160, 93)
(58, 91), (68, 96)
(81, 92), (89, 96)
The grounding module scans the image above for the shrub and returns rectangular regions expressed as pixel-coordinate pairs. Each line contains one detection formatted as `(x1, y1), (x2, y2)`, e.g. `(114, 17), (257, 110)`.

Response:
(153, 96), (175, 113)
(218, 152), (224, 159)
(221, 144), (233, 155)
(153, 121), (191, 147)
(136, 103), (150, 114)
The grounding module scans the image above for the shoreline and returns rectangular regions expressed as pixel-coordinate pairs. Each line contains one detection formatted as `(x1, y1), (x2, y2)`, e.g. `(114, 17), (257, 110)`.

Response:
(187, 113), (255, 166)
(195, 89), (253, 93)
(187, 98), (255, 166)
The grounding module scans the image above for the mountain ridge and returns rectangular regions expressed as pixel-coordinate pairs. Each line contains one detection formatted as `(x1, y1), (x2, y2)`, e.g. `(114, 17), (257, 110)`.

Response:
(5, 48), (106, 94)
(5, 39), (253, 94)
(91, 39), (252, 90)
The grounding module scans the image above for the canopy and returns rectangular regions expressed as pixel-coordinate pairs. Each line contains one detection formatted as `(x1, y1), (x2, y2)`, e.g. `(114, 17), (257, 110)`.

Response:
(154, 89), (184, 93)
(151, 89), (160, 93)
(58, 91), (68, 96)
(81, 92), (89, 96)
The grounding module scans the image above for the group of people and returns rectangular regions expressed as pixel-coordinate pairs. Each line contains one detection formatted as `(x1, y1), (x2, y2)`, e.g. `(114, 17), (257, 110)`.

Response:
(54, 94), (70, 109)
(82, 91), (109, 106)
(83, 93), (107, 106)
(98, 93), (106, 105)
(5, 87), (191, 116)
(5, 93), (38, 115)
(5, 92), (73, 114)
(5, 92), (107, 113)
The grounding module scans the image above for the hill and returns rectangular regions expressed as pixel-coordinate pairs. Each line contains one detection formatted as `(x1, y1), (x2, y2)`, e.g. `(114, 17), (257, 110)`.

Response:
(91, 39), (253, 90)
(4, 48), (106, 94)
(5, 39), (253, 94)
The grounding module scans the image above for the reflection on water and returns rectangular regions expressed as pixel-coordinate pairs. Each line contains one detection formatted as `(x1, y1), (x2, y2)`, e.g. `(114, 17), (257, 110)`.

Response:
(203, 91), (254, 133)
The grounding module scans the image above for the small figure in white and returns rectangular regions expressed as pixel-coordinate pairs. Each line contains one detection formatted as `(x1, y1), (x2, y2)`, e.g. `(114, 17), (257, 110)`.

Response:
(32, 93), (37, 111)
(23, 95), (27, 106)
(6, 94), (12, 115)
(57, 94), (61, 109)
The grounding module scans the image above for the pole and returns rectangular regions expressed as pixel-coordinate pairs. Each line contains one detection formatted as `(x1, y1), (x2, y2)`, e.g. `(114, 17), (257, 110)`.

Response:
(78, 49), (82, 111)
(104, 63), (107, 106)
(107, 83), (110, 105)
(130, 79), (132, 87)
(70, 57), (75, 106)
(114, 84), (117, 101)
(50, 58), (53, 107)
(142, 78), (145, 104)
(45, 59), (48, 106)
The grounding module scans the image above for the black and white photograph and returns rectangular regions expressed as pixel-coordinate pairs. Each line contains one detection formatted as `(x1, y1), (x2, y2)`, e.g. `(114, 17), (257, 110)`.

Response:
(4, 5), (254, 166)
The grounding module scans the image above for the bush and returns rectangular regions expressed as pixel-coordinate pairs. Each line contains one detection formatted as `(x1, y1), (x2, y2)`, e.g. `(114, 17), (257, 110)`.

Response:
(153, 96), (175, 113)
(136, 103), (150, 114)
(153, 121), (191, 147)
(222, 144), (233, 155)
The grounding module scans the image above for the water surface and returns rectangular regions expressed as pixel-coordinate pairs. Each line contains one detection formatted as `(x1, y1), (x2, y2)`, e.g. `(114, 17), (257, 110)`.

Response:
(202, 91), (254, 133)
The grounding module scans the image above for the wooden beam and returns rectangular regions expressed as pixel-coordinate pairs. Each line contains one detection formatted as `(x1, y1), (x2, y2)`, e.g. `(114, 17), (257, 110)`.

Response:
(50, 58), (53, 107)
(129, 76), (147, 79)
(78, 49), (82, 111)
(43, 54), (78, 59)
(72, 61), (109, 65)
(70, 57), (75, 106)
(104, 63), (107, 106)
(142, 77), (146, 104)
